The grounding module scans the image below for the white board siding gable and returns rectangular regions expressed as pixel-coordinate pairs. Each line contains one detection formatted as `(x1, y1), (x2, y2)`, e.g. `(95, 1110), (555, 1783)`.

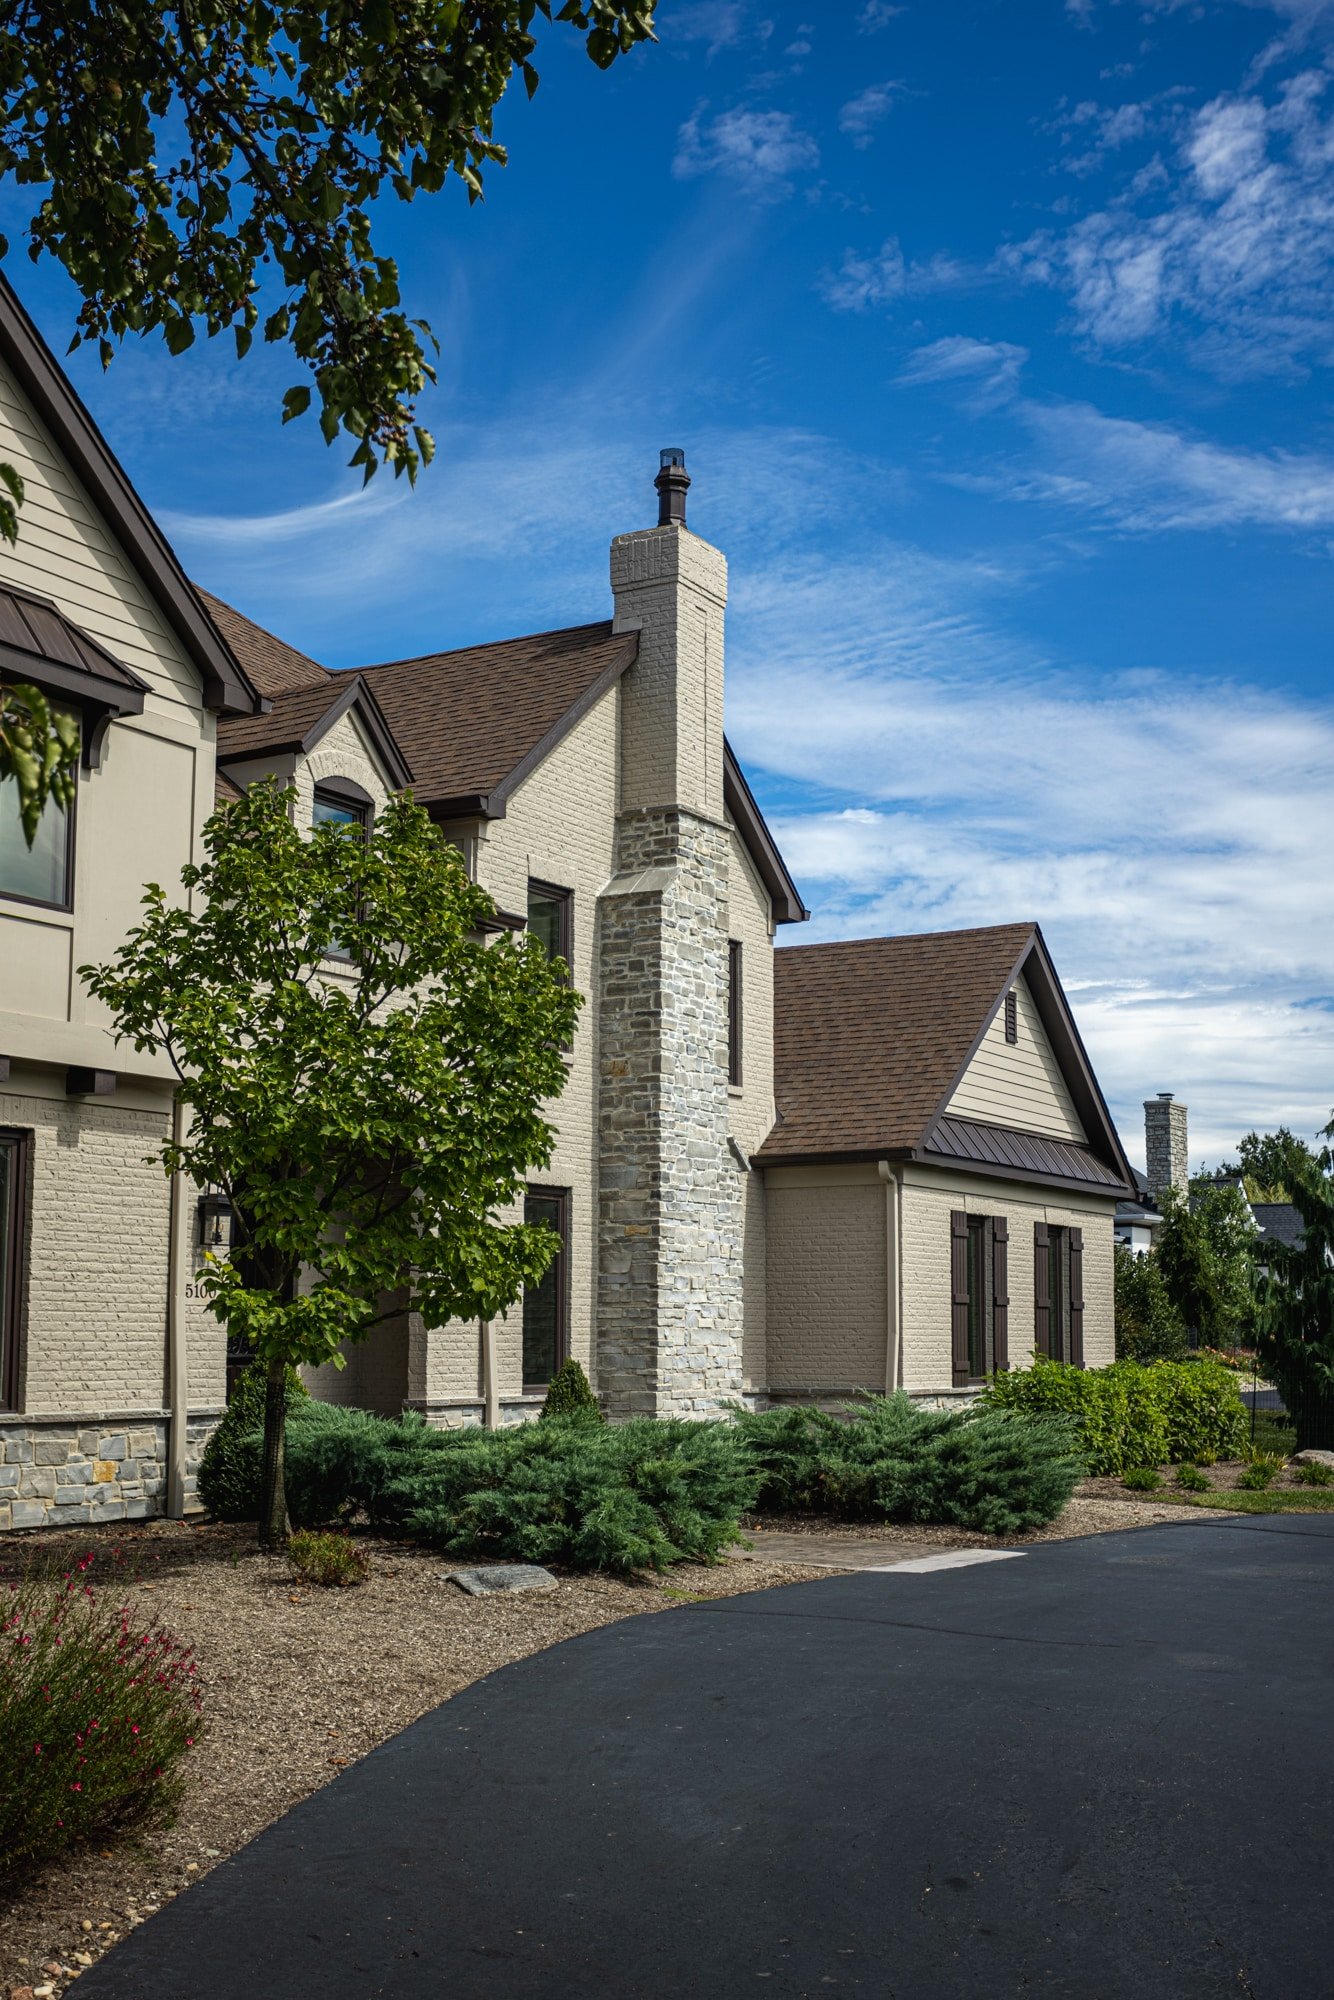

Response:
(944, 974), (1086, 1144)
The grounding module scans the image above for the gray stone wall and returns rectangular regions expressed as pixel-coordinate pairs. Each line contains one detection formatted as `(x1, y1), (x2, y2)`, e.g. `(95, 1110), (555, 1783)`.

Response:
(0, 1411), (221, 1531)
(1144, 1093), (1189, 1199)
(597, 807), (745, 1417)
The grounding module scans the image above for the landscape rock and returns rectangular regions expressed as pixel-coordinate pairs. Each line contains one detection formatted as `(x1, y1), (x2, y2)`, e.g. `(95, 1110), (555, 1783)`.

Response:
(447, 1564), (558, 1597)
(1292, 1449), (1334, 1468)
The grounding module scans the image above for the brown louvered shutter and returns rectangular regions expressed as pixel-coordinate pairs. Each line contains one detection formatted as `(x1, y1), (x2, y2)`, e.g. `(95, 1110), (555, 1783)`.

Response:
(1069, 1227), (1085, 1367)
(951, 1211), (970, 1384)
(1034, 1222), (1050, 1356)
(991, 1217), (1009, 1372)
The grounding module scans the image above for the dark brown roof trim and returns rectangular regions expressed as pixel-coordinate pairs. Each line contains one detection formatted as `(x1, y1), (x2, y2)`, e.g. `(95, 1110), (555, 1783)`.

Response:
(0, 271), (259, 717)
(923, 1114), (1130, 1194)
(218, 675), (414, 790)
(918, 924), (1135, 1190)
(0, 583), (149, 768)
(760, 1140), (1126, 1199)
(476, 633), (638, 820)
(723, 743), (808, 926)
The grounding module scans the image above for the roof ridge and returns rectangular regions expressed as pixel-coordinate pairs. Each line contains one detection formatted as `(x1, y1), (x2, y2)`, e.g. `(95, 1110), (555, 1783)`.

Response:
(355, 618), (618, 676)
(779, 922), (1036, 957)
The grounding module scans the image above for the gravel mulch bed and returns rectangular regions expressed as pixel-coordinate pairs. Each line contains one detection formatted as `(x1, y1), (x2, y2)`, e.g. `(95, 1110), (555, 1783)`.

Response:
(1078, 1460), (1325, 1502)
(0, 1522), (833, 1998)
(743, 1493), (1230, 1547)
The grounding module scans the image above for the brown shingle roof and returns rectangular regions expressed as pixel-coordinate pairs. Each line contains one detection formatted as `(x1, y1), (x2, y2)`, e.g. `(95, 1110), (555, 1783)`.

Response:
(357, 621), (637, 812)
(757, 924), (1036, 1162)
(198, 590), (330, 697)
(215, 680), (353, 761)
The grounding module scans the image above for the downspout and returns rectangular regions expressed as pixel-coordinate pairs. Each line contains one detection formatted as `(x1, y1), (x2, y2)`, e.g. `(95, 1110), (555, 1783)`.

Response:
(481, 1319), (500, 1430)
(166, 1094), (189, 1518)
(877, 1162), (901, 1397)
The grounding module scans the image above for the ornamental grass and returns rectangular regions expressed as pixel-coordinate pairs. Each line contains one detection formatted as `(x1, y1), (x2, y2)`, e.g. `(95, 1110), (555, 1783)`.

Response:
(0, 1553), (202, 1875)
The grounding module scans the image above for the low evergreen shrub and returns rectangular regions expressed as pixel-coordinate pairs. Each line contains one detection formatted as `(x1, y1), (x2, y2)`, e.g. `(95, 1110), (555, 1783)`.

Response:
(540, 1358), (604, 1424)
(401, 1418), (758, 1573)
(733, 1395), (1083, 1535)
(288, 1530), (369, 1588)
(1122, 1467), (1161, 1491)
(1294, 1460), (1334, 1488)
(1239, 1462), (1273, 1491)
(1175, 1463), (1210, 1492)
(0, 1554), (201, 1874)
(984, 1357), (1247, 1475)
(197, 1362), (307, 1521)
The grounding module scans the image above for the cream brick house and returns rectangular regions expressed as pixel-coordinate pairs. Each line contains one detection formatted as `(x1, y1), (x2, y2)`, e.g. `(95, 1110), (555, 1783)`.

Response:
(0, 282), (1134, 1529)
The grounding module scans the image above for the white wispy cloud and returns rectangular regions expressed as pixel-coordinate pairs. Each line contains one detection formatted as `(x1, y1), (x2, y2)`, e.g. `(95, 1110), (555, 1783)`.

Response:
(164, 410), (1334, 1163)
(661, 1), (747, 55)
(822, 236), (971, 310)
(1007, 67), (1334, 374)
(673, 106), (819, 190)
(838, 82), (902, 149)
(899, 336), (1029, 407)
(857, 1), (905, 29)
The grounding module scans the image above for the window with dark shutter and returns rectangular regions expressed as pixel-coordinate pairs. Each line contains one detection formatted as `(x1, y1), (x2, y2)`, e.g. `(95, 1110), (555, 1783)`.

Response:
(950, 1210), (970, 1384)
(1069, 1227), (1085, 1367)
(728, 939), (743, 1086)
(1004, 990), (1018, 1044)
(1034, 1221), (1050, 1356)
(992, 1216), (1009, 1370)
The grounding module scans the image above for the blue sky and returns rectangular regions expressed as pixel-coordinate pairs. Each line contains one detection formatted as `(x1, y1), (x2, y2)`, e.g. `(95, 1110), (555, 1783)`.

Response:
(11, 0), (1334, 1166)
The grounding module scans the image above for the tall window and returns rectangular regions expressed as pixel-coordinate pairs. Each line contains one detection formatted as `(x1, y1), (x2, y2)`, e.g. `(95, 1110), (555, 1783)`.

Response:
(312, 785), (369, 959)
(0, 761), (74, 908)
(527, 880), (572, 970)
(728, 939), (743, 1086)
(522, 1187), (570, 1389)
(0, 1131), (26, 1410)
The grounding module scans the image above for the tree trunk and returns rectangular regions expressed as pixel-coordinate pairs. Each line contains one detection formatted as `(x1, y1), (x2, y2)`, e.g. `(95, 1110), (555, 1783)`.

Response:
(259, 1357), (290, 1547)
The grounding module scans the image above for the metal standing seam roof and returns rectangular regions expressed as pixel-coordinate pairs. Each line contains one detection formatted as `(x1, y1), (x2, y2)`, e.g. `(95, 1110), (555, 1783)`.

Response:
(0, 584), (149, 694)
(928, 1115), (1127, 1189)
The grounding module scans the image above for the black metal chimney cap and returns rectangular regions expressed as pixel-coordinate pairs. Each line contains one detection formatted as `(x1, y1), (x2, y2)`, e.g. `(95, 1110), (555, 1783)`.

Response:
(654, 447), (690, 527)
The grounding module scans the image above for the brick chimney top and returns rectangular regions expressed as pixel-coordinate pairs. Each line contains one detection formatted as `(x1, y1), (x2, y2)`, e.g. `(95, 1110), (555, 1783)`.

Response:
(655, 448), (689, 528)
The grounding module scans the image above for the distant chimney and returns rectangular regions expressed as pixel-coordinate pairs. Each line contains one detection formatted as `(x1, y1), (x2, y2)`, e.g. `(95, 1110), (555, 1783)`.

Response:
(1144, 1092), (1188, 1200)
(655, 447), (689, 528)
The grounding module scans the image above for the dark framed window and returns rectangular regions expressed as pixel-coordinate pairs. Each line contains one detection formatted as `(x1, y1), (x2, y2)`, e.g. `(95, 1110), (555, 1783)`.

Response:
(522, 1187), (570, 1390)
(527, 880), (572, 970)
(0, 746), (75, 910)
(951, 1211), (1010, 1385)
(727, 939), (743, 1086)
(1004, 990), (1018, 1044)
(0, 1130), (28, 1410)
(312, 785), (370, 960)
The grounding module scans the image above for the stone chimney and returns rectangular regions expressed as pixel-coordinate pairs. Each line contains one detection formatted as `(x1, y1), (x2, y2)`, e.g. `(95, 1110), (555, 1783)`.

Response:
(1144, 1092), (1188, 1200)
(596, 451), (742, 1418)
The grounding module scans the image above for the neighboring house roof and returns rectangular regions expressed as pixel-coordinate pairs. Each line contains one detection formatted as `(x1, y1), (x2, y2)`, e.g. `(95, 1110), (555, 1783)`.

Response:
(216, 674), (413, 790)
(201, 594), (807, 923)
(758, 922), (1134, 1193)
(1252, 1202), (1305, 1252)
(0, 274), (257, 717)
(214, 766), (244, 807)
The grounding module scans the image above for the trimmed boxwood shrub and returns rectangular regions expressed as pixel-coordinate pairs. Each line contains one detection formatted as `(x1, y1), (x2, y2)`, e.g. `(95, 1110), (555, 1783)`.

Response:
(540, 1358), (604, 1425)
(984, 1357), (1247, 1475)
(196, 1361), (307, 1521)
(733, 1395), (1083, 1535)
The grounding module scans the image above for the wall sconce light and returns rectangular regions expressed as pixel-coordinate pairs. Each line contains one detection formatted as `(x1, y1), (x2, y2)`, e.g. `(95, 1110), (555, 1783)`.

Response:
(197, 1190), (235, 1256)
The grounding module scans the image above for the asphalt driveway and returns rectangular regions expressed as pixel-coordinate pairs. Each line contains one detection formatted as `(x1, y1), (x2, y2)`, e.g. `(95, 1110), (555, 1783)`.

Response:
(80, 1516), (1334, 2000)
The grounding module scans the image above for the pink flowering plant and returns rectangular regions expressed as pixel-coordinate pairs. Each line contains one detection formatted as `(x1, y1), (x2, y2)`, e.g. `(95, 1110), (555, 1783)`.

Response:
(0, 1553), (202, 1872)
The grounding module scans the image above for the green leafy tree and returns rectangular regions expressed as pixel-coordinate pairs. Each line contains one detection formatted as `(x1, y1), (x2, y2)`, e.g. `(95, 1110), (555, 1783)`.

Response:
(83, 780), (581, 1544)
(0, 1), (656, 807)
(1214, 1127), (1323, 1203)
(1113, 1243), (1188, 1362)
(0, 677), (79, 845)
(1257, 1142), (1334, 1449)
(1155, 1180), (1258, 1348)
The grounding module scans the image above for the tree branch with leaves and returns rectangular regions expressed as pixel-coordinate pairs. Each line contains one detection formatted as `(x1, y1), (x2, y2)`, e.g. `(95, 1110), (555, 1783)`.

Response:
(83, 780), (582, 1543)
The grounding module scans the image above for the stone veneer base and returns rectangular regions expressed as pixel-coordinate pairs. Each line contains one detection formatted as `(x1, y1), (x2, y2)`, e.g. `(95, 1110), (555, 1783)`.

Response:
(0, 1409), (223, 1530)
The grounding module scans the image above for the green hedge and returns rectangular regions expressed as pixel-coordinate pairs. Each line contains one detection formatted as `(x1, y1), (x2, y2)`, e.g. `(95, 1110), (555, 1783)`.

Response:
(214, 1404), (758, 1573)
(983, 1357), (1247, 1474)
(733, 1395), (1083, 1535)
(197, 1361), (307, 1520)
